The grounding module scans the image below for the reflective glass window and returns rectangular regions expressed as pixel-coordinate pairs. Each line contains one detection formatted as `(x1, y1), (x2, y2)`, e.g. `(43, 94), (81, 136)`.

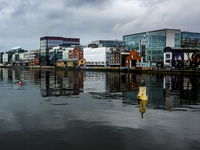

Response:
(175, 33), (180, 47)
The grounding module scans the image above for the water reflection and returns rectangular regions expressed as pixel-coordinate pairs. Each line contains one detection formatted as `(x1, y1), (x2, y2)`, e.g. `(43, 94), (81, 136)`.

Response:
(163, 75), (200, 110)
(0, 68), (200, 149)
(40, 70), (85, 97)
(0, 68), (200, 111)
(0, 68), (41, 85)
(137, 85), (148, 119)
(137, 100), (148, 119)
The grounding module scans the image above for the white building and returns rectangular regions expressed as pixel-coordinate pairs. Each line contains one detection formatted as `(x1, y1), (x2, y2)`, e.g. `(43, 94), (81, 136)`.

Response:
(49, 46), (74, 60)
(63, 48), (74, 59)
(3, 53), (8, 64)
(84, 47), (113, 67)
(12, 53), (19, 62)
(21, 52), (36, 62)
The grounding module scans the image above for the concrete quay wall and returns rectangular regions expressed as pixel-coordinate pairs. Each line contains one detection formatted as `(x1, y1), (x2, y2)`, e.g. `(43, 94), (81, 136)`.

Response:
(28, 66), (200, 75)
(1, 66), (200, 75)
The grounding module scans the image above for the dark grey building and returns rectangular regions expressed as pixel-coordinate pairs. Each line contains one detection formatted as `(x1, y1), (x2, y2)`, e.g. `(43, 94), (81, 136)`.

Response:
(0, 52), (3, 64)
(40, 36), (80, 66)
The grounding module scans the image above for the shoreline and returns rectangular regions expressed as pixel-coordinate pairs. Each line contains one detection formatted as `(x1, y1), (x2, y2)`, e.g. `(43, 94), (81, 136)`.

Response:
(1, 66), (200, 75)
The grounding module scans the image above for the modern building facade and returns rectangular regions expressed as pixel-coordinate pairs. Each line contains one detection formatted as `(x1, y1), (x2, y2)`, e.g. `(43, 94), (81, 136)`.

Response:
(2, 47), (28, 65)
(91, 40), (123, 48)
(2, 53), (9, 64)
(40, 36), (80, 66)
(123, 29), (200, 65)
(49, 46), (64, 66)
(123, 29), (181, 63)
(84, 47), (113, 67)
(181, 31), (200, 49)
(21, 50), (40, 62)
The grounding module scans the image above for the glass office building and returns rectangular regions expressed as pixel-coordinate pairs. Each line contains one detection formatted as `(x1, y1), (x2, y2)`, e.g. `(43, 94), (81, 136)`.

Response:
(40, 36), (80, 66)
(181, 31), (200, 49)
(124, 29), (200, 64)
(123, 29), (181, 63)
(92, 40), (123, 48)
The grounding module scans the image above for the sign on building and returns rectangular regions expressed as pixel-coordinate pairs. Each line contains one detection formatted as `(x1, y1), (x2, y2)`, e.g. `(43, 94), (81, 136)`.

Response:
(136, 62), (151, 68)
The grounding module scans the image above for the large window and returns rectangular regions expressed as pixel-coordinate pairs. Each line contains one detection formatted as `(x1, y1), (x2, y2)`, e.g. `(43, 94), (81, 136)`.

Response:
(181, 32), (200, 49)
(166, 54), (170, 58)
(147, 35), (166, 42)
(147, 30), (166, 36)
(123, 33), (145, 51)
(175, 33), (180, 47)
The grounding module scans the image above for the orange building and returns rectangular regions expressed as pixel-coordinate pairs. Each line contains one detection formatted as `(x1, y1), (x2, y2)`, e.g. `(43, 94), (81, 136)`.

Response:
(77, 58), (86, 67)
(68, 46), (83, 59)
(125, 50), (141, 67)
(56, 58), (86, 68)
(29, 58), (40, 66)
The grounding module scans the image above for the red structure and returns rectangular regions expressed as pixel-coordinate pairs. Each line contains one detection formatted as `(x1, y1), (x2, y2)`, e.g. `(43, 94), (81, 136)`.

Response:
(68, 46), (83, 59)
(125, 50), (141, 67)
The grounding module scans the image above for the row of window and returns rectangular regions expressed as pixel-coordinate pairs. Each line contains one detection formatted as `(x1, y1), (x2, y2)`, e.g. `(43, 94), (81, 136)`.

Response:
(146, 55), (164, 61)
(86, 62), (105, 65)
(181, 32), (200, 39)
(110, 60), (120, 63)
(123, 34), (145, 42)
(147, 30), (166, 36)
(146, 35), (166, 42)
(111, 56), (120, 60)
(69, 51), (82, 54)
(40, 40), (79, 47)
(165, 54), (171, 59)
(146, 48), (163, 54)
(146, 42), (166, 48)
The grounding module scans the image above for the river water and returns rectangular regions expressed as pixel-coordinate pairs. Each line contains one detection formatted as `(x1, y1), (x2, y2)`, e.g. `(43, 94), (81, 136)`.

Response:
(0, 68), (200, 150)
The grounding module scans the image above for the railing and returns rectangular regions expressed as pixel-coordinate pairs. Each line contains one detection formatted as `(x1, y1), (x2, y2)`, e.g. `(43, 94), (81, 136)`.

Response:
(50, 53), (55, 60)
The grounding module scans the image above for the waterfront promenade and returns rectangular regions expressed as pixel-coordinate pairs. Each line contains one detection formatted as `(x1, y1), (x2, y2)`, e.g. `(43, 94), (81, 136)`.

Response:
(1, 65), (200, 75)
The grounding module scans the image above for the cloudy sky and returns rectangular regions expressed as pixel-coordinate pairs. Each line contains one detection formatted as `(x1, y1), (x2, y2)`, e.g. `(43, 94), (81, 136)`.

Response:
(0, 0), (200, 51)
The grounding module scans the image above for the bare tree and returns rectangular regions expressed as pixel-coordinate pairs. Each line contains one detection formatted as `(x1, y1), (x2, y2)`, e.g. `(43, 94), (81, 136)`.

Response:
(181, 37), (199, 66)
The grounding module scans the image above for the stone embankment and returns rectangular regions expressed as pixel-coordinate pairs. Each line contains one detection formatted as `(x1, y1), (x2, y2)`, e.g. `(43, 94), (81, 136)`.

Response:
(28, 66), (200, 75)
(1, 65), (200, 75)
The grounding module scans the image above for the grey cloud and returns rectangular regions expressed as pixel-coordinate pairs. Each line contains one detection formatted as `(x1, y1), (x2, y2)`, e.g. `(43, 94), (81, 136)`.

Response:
(0, 0), (200, 51)
(63, 0), (110, 9)
(10, 0), (40, 18)
(139, 0), (167, 6)
(0, 0), (9, 11)
(44, 10), (67, 20)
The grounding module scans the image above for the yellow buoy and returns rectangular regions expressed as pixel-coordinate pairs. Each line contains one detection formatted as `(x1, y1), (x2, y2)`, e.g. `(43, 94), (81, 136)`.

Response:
(137, 86), (148, 101)
(138, 100), (148, 119)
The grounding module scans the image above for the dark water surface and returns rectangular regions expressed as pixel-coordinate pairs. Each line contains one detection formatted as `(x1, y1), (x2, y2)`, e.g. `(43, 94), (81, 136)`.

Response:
(0, 68), (200, 150)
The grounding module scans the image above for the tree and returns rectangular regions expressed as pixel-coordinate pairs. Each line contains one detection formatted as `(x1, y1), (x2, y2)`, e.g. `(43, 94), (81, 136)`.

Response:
(181, 37), (199, 67)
